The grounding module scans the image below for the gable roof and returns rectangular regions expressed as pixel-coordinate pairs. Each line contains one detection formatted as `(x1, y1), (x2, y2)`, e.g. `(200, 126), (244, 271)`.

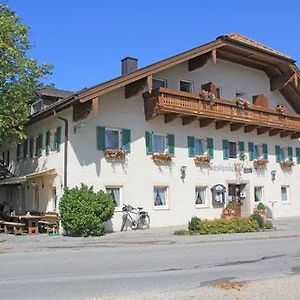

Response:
(35, 87), (73, 99)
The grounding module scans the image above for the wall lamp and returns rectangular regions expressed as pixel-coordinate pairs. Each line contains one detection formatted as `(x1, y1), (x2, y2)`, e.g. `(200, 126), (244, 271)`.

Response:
(271, 170), (276, 182)
(180, 166), (187, 181)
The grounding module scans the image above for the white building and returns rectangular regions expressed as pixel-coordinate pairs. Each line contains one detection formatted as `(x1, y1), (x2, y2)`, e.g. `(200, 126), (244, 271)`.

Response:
(1, 33), (300, 230)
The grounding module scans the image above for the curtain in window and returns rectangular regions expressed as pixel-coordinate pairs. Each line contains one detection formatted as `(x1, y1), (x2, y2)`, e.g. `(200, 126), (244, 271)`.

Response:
(195, 188), (205, 205)
(281, 187), (287, 202)
(195, 139), (204, 156)
(154, 187), (166, 206)
(254, 188), (262, 202)
(107, 188), (120, 207)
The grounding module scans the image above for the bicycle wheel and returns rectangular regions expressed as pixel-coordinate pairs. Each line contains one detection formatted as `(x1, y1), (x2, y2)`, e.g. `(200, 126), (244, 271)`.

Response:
(121, 214), (128, 231)
(137, 214), (150, 230)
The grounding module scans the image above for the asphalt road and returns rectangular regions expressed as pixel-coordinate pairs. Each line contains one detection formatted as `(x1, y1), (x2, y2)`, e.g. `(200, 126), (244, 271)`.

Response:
(0, 232), (300, 300)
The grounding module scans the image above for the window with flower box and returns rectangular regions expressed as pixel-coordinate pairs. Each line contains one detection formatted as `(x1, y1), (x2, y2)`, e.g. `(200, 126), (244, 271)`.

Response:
(187, 136), (213, 158)
(222, 140), (245, 160)
(145, 132), (174, 156)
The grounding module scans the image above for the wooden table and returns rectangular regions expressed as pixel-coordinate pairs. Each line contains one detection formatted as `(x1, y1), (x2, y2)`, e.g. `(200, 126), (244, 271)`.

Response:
(10, 215), (42, 234)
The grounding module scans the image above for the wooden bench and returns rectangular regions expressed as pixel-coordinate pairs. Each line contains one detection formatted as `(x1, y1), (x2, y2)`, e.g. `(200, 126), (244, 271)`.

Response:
(3, 221), (26, 235)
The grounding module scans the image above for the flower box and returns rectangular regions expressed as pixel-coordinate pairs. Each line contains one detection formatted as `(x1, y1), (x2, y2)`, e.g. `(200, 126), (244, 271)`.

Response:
(199, 90), (216, 105)
(194, 155), (212, 166)
(236, 97), (250, 109)
(276, 105), (286, 114)
(152, 153), (173, 162)
(253, 158), (269, 169)
(104, 149), (126, 160)
(280, 160), (294, 169)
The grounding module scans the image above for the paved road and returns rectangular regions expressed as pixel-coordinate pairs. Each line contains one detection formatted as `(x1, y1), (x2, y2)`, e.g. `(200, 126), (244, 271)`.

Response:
(1, 224), (300, 300)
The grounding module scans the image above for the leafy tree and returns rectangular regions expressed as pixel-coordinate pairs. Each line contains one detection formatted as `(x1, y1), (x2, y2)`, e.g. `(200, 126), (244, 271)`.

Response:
(0, 2), (52, 147)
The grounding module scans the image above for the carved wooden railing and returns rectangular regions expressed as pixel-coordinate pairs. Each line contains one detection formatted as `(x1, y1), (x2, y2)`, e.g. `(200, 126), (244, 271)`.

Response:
(143, 87), (300, 132)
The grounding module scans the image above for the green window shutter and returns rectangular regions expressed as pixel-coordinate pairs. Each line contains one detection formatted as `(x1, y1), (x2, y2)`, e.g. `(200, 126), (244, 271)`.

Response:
(121, 128), (131, 153)
(262, 144), (268, 160)
(96, 126), (105, 151)
(248, 142), (254, 161)
(275, 145), (281, 163)
(187, 136), (195, 157)
(222, 139), (229, 160)
(55, 127), (61, 152)
(296, 147), (300, 164)
(29, 138), (34, 158)
(45, 131), (50, 156)
(238, 141), (245, 160)
(288, 146), (293, 161)
(38, 133), (43, 157)
(17, 144), (21, 161)
(167, 134), (175, 155)
(145, 131), (153, 154)
(23, 139), (28, 159)
(207, 138), (214, 158)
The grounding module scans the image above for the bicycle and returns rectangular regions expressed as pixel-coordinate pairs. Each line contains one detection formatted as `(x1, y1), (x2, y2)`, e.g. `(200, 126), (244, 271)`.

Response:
(120, 204), (150, 231)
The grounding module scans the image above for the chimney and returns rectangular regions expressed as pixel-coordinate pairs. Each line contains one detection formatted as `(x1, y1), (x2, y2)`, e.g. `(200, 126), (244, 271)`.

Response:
(121, 57), (138, 75)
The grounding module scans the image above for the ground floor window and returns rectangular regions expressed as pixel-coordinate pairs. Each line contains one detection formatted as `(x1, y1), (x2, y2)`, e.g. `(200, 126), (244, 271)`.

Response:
(254, 186), (263, 202)
(154, 186), (168, 208)
(281, 186), (289, 203)
(106, 186), (122, 209)
(51, 187), (57, 211)
(195, 186), (208, 207)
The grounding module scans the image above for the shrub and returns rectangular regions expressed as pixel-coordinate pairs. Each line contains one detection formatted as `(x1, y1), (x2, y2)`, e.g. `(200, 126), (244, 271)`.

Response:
(257, 202), (266, 211)
(226, 202), (234, 209)
(59, 184), (115, 237)
(250, 212), (264, 228)
(174, 230), (190, 236)
(188, 217), (201, 231)
(264, 219), (273, 229)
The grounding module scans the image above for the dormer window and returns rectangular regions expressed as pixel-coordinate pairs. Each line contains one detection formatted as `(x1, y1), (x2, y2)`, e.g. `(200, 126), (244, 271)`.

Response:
(180, 80), (193, 93)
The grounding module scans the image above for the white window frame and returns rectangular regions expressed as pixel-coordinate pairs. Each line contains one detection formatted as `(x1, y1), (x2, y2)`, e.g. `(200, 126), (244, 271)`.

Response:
(105, 186), (123, 210)
(179, 79), (193, 93)
(105, 128), (121, 150)
(195, 186), (209, 208)
(152, 77), (167, 89)
(153, 186), (168, 210)
(254, 186), (264, 203)
(153, 133), (167, 154)
(281, 185), (290, 204)
(229, 141), (238, 159)
(51, 187), (57, 212)
(194, 137), (207, 156)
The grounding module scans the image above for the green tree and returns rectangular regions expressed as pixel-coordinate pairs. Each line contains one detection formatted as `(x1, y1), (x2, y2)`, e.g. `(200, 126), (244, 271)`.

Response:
(0, 2), (52, 147)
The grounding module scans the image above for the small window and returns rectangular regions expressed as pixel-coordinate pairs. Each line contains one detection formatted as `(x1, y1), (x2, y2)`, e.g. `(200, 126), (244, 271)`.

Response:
(195, 186), (208, 207)
(106, 186), (122, 209)
(254, 144), (262, 160)
(216, 87), (222, 98)
(153, 134), (166, 154)
(254, 186), (263, 202)
(51, 187), (57, 211)
(105, 128), (120, 150)
(180, 80), (193, 93)
(154, 186), (168, 208)
(236, 91), (247, 98)
(229, 142), (237, 158)
(152, 78), (167, 89)
(194, 138), (206, 156)
(281, 186), (289, 203)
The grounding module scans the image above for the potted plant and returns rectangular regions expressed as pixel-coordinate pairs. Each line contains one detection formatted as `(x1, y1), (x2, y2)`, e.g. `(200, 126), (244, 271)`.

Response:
(199, 90), (216, 105)
(222, 202), (236, 219)
(280, 160), (294, 169)
(194, 155), (212, 166)
(276, 104), (286, 114)
(253, 158), (269, 169)
(104, 149), (126, 160)
(152, 153), (173, 162)
(236, 97), (250, 109)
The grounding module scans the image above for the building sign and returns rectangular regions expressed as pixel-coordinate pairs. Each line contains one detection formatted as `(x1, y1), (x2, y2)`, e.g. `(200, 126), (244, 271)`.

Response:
(243, 168), (253, 174)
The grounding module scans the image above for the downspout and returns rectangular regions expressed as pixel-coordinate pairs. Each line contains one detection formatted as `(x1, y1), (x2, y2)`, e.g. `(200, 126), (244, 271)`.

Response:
(55, 115), (68, 188)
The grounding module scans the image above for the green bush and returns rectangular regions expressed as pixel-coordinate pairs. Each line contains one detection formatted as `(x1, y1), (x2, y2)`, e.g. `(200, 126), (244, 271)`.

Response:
(185, 217), (259, 235)
(59, 184), (115, 237)
(257, 202), (266, 210)
(250, 212), (264, 228)
(226, 202), (234, 209)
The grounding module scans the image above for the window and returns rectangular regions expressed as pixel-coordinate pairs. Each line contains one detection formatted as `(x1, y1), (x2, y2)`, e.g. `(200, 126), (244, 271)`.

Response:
(280, 148), (288, 161)
(152, 78), (167, 89)
(229, 142), (237, 158)
(236, 91), (247, 98)
(281, 186), (289, 203)
(106, 186), (122, 209)
(254, 144), (262, 160)
(154, 186), (168, 208)
(195, 187), (208, 207)
(254, 187), (263, 202)
(179, 80), (193, 93)
(153, 134), (166, 154)
(51, 187), (57, 211)
(216, 87), (222, 98)
(194, 138), (206, 156)
(105, 128), (121, 150)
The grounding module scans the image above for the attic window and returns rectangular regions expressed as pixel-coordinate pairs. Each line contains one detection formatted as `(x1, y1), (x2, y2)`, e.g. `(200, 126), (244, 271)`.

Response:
(180, 80), (193, 93)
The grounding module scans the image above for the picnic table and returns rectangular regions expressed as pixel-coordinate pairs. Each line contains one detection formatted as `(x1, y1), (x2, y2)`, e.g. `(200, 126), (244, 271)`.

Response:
(10, 215), (41, 234)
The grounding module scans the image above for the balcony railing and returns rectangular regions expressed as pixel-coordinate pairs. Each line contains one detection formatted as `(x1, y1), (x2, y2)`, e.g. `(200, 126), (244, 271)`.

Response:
(143, 87), (300, 138)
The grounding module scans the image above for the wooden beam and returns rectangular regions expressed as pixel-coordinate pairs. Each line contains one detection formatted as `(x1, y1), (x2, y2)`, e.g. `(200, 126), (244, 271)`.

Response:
(164, 113), (177, 123)
(92, 97), (99, 117)
(270, 72), (294, 91)
(73, 101), (92, 122)
(188, 53), (211, 71)
(146, 75), (153, 91)
(230, 123), (243, 131)
(125, 77), (147, 98)
(212, 49), (217, 64)
(199, 118), (214, 128)
(280, 130), (291, 138)
(269, 128), (281, 136)
(257, 127), (269, 135)
(182, 116), (196, 125)
(291, 132), (300, 139)
(244, 125), (256, 133)
(215, 120), (229, 130)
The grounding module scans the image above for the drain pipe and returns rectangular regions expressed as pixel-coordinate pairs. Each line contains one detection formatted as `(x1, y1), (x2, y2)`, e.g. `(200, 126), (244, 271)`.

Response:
(56, 115), (68, 188)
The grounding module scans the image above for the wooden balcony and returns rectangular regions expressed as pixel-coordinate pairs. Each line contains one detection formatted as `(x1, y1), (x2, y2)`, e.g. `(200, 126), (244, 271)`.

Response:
(143, 87), (300, 139)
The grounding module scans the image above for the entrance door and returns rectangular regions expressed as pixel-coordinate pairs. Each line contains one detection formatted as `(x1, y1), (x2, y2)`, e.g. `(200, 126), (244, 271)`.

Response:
(228, 184), (244, 217)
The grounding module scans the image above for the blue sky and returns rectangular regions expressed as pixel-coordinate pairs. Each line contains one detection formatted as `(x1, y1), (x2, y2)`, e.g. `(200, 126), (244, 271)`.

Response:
(7, 0), (300, 92)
